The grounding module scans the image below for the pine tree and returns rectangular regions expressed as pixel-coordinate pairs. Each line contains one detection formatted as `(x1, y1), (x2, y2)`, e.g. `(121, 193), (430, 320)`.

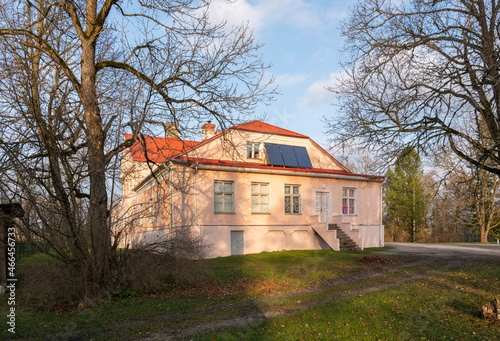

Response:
(384, 147), (428, 242)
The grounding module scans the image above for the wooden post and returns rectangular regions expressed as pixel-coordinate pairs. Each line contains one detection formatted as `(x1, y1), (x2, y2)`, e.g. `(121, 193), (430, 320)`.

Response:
(0, 203), (24, 292)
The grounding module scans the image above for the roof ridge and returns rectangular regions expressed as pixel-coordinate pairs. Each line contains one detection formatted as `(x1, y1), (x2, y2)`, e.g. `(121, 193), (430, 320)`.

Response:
(123, 133), (200, 144)
(234, 120), (309, 138)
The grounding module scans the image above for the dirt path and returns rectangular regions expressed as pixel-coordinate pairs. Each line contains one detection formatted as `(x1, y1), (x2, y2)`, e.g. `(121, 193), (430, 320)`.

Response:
(139, 254), (473, 341)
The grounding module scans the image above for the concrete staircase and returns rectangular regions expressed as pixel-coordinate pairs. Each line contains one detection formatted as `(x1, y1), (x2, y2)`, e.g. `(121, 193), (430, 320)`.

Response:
(328, 224), (362, 251)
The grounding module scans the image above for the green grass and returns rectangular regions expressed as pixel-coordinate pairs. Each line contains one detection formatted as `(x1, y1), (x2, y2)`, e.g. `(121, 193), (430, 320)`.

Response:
(195, 259), (500, 341)
(2, 248), (498, 341)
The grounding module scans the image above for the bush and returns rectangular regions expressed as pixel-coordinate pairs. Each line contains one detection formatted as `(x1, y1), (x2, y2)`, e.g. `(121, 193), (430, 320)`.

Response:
(17, 230), (210, 311)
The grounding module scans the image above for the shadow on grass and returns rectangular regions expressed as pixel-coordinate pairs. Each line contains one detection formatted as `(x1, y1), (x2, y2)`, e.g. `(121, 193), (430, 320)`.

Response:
(447, 299), (482, 318)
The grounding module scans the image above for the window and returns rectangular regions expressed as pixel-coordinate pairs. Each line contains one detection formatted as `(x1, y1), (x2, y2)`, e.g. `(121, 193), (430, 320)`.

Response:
(251, 183), (269, 213)
(214, 181), (234, 213)
(342, 188), (356, 215)
(246, 142), (261, 159)
(285, 185), (301, 214)
(139, 203), (144, 225)
(156, 190), (162, 221)
(132, 204), (138, 226)
(149, 196), (154, 222)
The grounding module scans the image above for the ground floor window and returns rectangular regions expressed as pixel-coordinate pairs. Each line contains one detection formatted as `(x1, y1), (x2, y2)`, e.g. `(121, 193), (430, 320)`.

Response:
(342, 188), (356, 215)
(214, 181), (234, 213)
(251, 183), (270, 213)
(285, 184), (301, 214)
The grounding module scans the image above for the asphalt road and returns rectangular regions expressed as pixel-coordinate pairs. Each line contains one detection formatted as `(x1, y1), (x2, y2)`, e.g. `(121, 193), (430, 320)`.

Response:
(382, 242), (500, 258)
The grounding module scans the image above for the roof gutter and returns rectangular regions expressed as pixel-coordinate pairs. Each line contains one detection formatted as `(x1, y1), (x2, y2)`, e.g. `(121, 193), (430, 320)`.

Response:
(172, 161), (384, 182)
(190, 162), (201, 254)
(380, 177), (387, 246)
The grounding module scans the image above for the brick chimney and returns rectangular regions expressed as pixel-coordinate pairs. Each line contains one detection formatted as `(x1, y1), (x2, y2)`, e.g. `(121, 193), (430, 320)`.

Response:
(165, 123), (179, 138)
(201, 122), (216, 141)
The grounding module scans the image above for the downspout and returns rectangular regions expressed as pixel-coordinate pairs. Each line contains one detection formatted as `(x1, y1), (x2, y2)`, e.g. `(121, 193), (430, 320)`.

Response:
(191, 162), (201, 252)
(169, 165), (174, 229)
(380, 177), (387, 247)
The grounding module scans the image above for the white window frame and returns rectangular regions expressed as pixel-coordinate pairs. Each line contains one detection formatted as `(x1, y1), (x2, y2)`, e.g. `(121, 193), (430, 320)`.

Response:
(342, 188), (357, 215)
(284, 184), (301, 214)
(214, 181), (235, 214)
(251, 182), (270, 214)
(246, 142), (261, 159)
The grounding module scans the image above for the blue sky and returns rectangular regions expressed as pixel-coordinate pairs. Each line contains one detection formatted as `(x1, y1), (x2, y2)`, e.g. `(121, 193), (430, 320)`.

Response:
(207, 0), (357, 147)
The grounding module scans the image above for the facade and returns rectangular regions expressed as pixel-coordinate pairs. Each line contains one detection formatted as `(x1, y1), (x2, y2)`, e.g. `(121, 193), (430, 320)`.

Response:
(115, 121), (384, 258)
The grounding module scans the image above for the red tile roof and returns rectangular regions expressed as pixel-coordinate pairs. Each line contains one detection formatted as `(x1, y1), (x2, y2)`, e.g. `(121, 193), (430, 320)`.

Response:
(124, 134), (200, 163)
(123, 121), (350, 173)
(234, 120), (309, 138)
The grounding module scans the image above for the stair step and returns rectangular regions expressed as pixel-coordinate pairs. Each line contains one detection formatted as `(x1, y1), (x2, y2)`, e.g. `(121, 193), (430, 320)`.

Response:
(328, 223), (361, 252)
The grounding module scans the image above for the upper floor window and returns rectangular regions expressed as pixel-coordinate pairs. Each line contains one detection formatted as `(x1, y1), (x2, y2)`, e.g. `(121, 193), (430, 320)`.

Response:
(214, 181), (234, 213)
(342, 188), (357, 215)
(285, 185), (301, 214)
(251, 183), (269, 213)
(246, 142), (261, 159)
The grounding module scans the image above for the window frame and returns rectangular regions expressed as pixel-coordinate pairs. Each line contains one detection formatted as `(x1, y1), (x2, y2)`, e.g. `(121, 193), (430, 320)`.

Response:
(284, 184), (302, 215)
(246, 142), (261, 159)
(214, 180), (235, 214)
(251, 182), (270, 214)
(342, 187), (357, 215)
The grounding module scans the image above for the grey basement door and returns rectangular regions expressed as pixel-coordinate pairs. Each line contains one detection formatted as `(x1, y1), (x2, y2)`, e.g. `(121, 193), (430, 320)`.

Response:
(230, 231), (244, 256)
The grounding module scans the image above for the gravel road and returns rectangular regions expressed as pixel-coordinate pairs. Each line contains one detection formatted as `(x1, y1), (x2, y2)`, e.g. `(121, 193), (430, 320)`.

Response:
(382, 242), (500, 258)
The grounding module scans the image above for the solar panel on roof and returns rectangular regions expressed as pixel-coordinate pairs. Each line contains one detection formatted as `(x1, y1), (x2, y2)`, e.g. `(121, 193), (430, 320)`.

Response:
(265, 143), (285, 166)
(293, 146), (313, 168)
(280, 145), (299, 167)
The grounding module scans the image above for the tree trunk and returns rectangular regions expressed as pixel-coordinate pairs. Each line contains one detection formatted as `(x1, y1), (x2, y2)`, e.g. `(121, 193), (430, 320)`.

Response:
(81, 34), (113, 290)
(480, 230), (489, 244)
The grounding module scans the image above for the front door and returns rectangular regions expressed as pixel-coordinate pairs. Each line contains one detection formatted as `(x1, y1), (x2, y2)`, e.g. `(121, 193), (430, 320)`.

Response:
(316, 192), (329, 223)
(230, 231), (244, 256)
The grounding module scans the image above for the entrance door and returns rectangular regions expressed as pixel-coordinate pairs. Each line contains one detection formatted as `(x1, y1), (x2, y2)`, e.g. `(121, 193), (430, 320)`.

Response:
(316, 192), (329, 223)
(230, 231), (244, 255)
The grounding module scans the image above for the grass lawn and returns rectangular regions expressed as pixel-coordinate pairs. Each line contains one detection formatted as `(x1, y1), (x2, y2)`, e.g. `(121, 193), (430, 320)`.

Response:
(1, 249), (499, 340)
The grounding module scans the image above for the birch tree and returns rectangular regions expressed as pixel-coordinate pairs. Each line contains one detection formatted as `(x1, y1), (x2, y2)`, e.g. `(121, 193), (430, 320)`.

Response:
(0, 0), (274, 294)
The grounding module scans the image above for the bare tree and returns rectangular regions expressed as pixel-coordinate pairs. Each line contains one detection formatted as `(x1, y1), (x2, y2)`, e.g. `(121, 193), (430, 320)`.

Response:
(428, 153), (476, 242)
(327, 0), (500, 175)
(0, 0), (275, 295)
(429, 136), (500, 243)
(468, 164), (500, 242)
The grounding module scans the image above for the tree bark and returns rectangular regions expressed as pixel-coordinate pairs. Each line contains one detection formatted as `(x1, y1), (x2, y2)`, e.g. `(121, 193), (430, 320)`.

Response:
(80, 10), (112, 286)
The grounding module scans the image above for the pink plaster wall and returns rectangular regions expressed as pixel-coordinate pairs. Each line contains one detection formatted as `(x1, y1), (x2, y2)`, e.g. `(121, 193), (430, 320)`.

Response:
(115, 128), (384, 257)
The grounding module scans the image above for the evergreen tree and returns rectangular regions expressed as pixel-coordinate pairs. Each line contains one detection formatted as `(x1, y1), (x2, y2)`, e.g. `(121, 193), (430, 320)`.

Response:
(384, 147), (428, 242)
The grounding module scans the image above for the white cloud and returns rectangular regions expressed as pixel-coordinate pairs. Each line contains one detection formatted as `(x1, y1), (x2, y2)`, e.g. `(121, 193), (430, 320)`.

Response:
(274, 73), (310, 87)
(299, 72), (341, 107)
(207, 0), (266, 30)
(207, 0), (327, 33)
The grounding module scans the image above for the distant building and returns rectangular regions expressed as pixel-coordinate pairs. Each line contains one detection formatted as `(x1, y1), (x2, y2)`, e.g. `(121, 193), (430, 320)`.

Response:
(114, 120), (384, 257)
